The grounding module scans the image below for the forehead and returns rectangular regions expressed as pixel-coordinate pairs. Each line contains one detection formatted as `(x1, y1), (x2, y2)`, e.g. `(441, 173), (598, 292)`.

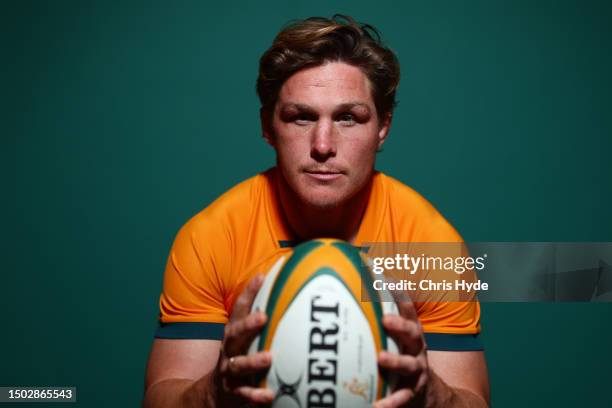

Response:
(277, 62), (374, 107)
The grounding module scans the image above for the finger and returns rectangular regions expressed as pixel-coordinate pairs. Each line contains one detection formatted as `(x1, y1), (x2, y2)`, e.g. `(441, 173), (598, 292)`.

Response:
(373, 388), (415, 408)
(224, 351), (272, 377)
(413, 367), (429, 394)
(382, 315), (424, 355)
(378, 351), (423, 377)
(224, 311), (267, 356)
(396, 299), (418, 321)
(231, 274), (264, 320)
(233, 385), (275, 404)
(384, 281), (418, 321)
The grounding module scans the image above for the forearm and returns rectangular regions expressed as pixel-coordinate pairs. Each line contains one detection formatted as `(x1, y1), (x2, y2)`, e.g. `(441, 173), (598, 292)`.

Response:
(143, 374), (216, 408)
(425, 370), (489, 408)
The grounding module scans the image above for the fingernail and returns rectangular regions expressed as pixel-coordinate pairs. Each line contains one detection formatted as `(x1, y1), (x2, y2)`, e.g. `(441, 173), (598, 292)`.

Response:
(263, 389), (275, 402)
(383, 315), (396, 328)
(257, 311), (267, 324)
(253, 389), (266, 402)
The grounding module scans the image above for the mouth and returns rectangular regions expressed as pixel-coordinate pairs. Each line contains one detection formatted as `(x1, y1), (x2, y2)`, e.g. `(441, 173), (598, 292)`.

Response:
(303, 169), (344, 181)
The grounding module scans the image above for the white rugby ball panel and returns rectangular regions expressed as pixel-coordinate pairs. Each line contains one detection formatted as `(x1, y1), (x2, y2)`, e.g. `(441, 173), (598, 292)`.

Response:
(248, 239), (399, 406)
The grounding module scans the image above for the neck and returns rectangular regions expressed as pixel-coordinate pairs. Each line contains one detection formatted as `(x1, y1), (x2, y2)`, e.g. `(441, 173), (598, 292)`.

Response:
(276, 171), (372, 243)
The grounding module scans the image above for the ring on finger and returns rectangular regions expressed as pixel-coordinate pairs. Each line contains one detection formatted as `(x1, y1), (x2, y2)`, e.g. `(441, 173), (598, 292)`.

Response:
(228, 356), (237, 372)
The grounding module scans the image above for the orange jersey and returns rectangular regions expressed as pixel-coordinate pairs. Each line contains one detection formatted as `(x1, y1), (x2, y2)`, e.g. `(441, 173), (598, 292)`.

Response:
(156, 168), (482, 350)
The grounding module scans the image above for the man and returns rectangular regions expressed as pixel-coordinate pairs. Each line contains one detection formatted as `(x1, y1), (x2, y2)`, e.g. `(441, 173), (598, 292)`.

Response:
(144, 15), (489, 407)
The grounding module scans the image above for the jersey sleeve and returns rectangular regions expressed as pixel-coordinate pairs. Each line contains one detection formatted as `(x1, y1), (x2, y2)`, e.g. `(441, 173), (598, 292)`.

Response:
(155, 214), (232, 340)
(417, 218), (484, 351)
(385, 177), (484, 351)
(416, 300), (482, 351)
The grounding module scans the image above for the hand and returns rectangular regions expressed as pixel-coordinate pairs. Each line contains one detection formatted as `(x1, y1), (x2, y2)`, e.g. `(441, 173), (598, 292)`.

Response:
(216, 274), (274, 406)
(375, 299), (430, 408)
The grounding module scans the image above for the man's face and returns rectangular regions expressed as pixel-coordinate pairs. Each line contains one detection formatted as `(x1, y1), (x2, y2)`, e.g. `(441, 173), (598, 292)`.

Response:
(263, 62), (390, 209)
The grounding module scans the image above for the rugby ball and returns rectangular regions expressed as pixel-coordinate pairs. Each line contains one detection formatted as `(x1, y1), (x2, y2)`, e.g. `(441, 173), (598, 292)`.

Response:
(248, 238), (398, 407)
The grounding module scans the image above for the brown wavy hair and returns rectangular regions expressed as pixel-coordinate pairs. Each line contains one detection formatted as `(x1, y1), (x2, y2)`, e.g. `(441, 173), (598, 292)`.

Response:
(256, 14), (400, 119)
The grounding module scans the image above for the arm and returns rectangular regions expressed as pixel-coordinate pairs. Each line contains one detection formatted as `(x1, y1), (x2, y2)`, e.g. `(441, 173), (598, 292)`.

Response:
(143, 339), (220, 408)
(426, 350), (490, 407)
(143, 275), (274, 408)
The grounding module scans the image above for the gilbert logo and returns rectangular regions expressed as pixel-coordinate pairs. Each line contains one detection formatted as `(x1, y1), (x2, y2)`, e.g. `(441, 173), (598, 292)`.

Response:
(275, 369), (303, 407)
(343, 378), (369, 401)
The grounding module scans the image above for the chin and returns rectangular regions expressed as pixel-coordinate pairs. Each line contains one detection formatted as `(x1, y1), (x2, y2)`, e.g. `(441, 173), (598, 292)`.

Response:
(296, 186), (352, 210)
(303, 196), (344, 210)
(281, 171), (362, 210)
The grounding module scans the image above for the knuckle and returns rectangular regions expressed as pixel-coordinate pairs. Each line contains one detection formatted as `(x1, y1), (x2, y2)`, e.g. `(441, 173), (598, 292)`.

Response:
(232, 319), (246, 335)
(405, 320), (419, 337)
(246, 283), (258, 296)
(400, 301), (414, 314)
(400, 319), (412, 333)
(226, 321), (243, 338)
(245, 314), (259, 330)
(233, 297), (247, 312)
(402, 356), (417, 373)
(385, 314), (399, 326)
(246, 279), (258, 295)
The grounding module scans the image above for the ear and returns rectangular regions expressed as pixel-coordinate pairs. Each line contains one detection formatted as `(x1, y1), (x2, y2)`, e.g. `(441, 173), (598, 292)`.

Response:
(260, 107), (275, 147)
(377, 112), (392, 150)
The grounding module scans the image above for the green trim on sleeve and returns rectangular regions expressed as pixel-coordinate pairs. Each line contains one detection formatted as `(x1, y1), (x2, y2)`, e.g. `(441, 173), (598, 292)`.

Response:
(278, 240), (298, 248)
(424, 333), (484, 351)
(155, 322), (225, 340)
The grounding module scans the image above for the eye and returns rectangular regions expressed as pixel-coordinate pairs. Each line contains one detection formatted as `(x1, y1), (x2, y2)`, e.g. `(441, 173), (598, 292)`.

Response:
(336, 112), (356, 125)
(295, 114), (312, 125)
(291, 112), (317, 126)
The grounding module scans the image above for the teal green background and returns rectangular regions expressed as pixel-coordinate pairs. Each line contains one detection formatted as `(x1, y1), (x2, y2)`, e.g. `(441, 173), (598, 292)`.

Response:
(3, 1), (611, 406)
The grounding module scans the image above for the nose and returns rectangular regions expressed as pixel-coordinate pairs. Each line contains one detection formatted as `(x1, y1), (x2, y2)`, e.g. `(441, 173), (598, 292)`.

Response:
(310, 119), (337, 161)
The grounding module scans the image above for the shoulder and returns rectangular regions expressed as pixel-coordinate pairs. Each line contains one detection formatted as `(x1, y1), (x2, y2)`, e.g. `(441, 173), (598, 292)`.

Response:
(167, 172), (275, 266)
(180, 171), (270, 238)
(376, 172), (463, 242)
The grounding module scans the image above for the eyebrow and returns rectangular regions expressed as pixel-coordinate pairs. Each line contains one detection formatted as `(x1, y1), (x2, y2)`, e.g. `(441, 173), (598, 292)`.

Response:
(279, 102), (371, 113)
(279, 103), (317, 114)
(336, 102), (371, 112)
